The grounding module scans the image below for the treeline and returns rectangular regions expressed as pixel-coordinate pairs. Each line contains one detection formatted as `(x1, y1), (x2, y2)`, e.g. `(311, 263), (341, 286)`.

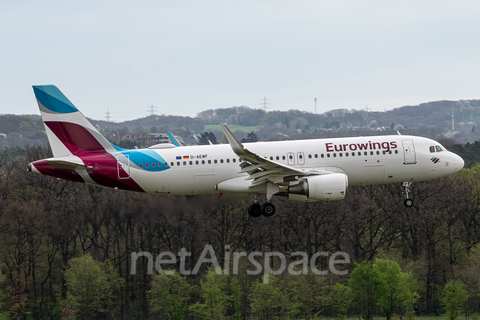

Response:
(1, 146), (480, 318)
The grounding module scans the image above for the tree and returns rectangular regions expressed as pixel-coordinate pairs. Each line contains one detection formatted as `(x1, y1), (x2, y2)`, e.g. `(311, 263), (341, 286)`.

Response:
(64, 255), (112, 319)
(189, 268), (229, 319)
(332, 283), (353, 320)
(198, 132), (218, 145)
(250, 276), (282, 320)
(149, 272), (192, 320)
(442, 280), (468, 320)
(374, 259), (403, 320)
(240, 132), (259, 143)
(230, 277), (242, 320)
(398, 271), (420, 320)
(349, 261), (381, 320)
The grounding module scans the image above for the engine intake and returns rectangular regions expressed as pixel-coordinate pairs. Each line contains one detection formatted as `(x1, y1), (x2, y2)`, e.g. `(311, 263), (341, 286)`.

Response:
(288, 173), (348, 201)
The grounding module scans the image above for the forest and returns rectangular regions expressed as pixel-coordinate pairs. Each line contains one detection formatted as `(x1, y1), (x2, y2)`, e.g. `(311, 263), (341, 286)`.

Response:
(1, 144), (480, 319)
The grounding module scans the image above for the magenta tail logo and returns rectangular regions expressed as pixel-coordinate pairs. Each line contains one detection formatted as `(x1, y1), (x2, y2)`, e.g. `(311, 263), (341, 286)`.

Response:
(431, 157), (440, 164)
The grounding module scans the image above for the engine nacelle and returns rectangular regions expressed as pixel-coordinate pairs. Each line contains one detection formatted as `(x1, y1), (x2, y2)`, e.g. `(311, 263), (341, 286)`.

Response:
(288, 173), (348, 201)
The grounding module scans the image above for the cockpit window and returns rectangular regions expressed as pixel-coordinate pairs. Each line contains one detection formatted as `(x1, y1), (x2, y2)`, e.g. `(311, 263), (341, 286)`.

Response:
(435, 146), (444, 152)
(429, 146), (435, 153)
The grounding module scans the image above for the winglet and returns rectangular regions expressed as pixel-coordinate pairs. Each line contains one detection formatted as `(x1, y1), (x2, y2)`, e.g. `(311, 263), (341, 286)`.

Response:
(167, 132), (181, 147)
(397, 130), (402, 135)
(220, 123), (249, 156)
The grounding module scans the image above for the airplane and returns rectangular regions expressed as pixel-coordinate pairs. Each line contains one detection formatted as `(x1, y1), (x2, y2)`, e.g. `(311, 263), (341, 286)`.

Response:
(28, 85), (465, 217)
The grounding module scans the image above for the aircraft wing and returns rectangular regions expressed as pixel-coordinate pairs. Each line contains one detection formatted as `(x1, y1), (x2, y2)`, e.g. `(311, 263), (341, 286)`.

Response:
(221, 124), (326, 187)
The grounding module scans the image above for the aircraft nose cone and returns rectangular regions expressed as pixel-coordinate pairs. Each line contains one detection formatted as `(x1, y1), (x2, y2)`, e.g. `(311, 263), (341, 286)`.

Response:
(452, 154), (464, 172)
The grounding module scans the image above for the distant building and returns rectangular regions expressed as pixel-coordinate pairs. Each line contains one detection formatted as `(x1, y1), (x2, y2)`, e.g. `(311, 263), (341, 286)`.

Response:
(118, 132), (185, 147)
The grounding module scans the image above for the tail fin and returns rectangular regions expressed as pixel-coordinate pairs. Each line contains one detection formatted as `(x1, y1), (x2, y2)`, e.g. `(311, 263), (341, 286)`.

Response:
(33, 85), (116, 157)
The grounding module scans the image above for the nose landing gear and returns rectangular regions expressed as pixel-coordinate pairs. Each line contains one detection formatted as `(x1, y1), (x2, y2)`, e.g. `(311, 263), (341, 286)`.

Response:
(402, 182), (413, 207)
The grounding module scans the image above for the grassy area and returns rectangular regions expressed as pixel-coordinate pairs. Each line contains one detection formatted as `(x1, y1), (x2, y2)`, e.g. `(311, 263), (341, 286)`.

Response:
(204, 124), (258, 132)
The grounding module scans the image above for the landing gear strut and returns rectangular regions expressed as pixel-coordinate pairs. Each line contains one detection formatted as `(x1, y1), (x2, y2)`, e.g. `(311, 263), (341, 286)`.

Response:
(402, 182), (413, 207)
(248, 193), (276, 217)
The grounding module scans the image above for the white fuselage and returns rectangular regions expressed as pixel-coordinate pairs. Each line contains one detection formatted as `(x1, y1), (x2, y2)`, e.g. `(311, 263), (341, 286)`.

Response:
(120, 135), (464, 195)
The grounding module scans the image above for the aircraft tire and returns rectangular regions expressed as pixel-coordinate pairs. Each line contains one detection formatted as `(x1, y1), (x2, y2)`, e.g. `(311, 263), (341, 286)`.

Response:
(404, 199), (414, 207)
(261, 203), (276, 217)
(248, 204), (262, 217)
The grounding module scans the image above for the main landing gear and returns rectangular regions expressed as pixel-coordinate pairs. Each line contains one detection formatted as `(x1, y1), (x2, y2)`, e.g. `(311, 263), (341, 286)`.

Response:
(248, 193), (276, 217)
(402, 182), (413, 207)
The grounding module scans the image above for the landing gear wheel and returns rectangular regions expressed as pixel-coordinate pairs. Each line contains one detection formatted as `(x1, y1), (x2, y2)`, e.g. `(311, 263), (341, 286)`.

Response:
(261, 203), (276, 217)
(248, 203), (262, 217)
(404, 199), (414, 208)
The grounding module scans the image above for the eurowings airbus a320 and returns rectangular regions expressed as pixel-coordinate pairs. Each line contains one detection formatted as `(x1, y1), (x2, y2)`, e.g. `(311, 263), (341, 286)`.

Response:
(28, 85), (464, 217)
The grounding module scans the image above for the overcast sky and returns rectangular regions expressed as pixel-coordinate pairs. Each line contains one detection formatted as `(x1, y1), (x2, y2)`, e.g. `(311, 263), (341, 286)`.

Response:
(1, 0), (479, 121)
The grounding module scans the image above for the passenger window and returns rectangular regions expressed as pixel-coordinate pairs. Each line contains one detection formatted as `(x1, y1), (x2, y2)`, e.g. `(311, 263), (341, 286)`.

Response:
(226, 159), (230, 163)
(364, 152), (367, 156)
(289, 155), (293, 160)
(333, 153), (337, 157)
(308, 154), (312, 159)
(389, 151), (392, 154)
(351, 152), (355, 157)
(270, 156), (273, 160)
(282, 156), (286, 160)
(208, 160), (211, 164)
(339, 153), (342, 157)
(370, 151), (374, 155)
(171, 162), (174, 167)
(202, 160), (205, 164)
(395, 150), (398, 154)
(346, 152), (349, 157)
(358, 152), (361, 156)
(177, 161), (180, 166)
(195, 160), (199, 165)
(429, 146), (435, 153)
(276, 156), (280, 160)
(233, 159), (236, 163)
(183, 161), (186, 166)
(220, 159), (224, 163)
(189, 161), (193, 165)
(139, 164), (143, 168)
(299, 154), (303, 159)
(315, 154), (318, 158)
(327, 154), (331, 158)
(376, 151), (380, 155)
(321, 154), (324, 158)
(152, 163), (156, 167)
(214, 159), (218, 164)
(146, 163), (149, 168)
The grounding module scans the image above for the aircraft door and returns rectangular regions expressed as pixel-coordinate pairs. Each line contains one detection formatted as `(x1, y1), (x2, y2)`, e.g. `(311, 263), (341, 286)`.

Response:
(287, 152), (295, 165)
(297, 152), (305, 165)
(116, 155), (130, 179)
(402, 140), (417, 164)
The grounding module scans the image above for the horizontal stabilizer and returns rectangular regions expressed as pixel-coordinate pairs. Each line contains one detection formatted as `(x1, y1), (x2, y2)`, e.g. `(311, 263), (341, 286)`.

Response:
(45, 157), (91, 170)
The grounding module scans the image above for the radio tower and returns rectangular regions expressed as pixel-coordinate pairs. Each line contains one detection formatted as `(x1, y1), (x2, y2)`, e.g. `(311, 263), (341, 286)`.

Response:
(452, 107), (455, 132)
(105, 108), (112, 122)
(260, 96), (270, 111)
(147, 102), (158, 116)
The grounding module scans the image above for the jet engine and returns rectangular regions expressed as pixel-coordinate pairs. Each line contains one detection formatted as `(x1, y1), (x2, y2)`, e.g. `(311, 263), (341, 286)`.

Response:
(288, 173), (348, 201)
